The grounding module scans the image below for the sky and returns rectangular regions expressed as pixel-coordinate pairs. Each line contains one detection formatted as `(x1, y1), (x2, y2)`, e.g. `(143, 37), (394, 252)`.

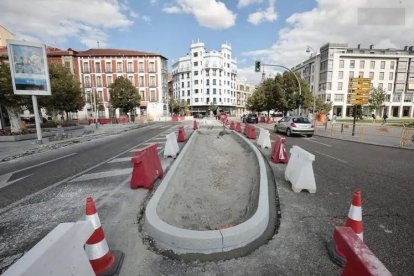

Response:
(1, 0), (413, 85)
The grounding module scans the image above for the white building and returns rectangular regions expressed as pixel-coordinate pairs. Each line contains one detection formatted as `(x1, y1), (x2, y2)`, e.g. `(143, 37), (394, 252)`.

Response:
(235, 81), (255, 117)
(293, 43), (414, 118)
(172, 42), (238, 115)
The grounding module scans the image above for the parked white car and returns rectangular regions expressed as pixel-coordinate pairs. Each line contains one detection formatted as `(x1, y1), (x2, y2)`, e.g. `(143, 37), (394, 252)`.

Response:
(274, 116), (314, 137)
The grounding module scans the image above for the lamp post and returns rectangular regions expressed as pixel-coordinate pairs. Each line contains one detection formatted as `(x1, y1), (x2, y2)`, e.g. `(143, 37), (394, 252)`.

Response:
(306, 46), (317, 120)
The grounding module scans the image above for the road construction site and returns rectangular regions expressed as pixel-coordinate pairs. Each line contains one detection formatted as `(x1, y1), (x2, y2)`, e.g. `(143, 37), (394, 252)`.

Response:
(1, 118), (412, 275)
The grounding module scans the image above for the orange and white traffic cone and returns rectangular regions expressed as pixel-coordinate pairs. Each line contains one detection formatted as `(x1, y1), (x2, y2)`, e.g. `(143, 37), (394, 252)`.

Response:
(345, 189), (363, 240)
(327, 188), (363, 267)
(85, 197), (124, 275)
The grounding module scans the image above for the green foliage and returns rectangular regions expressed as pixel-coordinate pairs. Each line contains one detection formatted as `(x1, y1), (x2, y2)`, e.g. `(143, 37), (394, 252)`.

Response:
(109, 76), (140, 112)
(246, 71), (313, 114)
(0, 61), (30, 108)
(179, 99), (189, 115)
(37, 63), (85, 117)
(368, 87), (387, 112)
(314, 98), (333, 114)
(169, 98), (180, 114)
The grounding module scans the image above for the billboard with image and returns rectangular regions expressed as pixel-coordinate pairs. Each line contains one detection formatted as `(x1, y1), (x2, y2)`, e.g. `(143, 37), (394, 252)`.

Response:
(6, 40), (51, 96)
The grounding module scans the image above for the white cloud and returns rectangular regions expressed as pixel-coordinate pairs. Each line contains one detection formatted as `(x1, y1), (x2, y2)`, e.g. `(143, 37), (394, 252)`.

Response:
(242, 0), (414, 69)
(247, 0), (277, 25)
(142, 15), (151, 23)
(0, 0), (134, 48)
(238, 0), (263, 9)
(162, 0), (236, 29)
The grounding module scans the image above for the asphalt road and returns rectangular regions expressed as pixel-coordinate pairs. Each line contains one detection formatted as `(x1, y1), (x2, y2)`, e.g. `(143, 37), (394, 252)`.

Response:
(267, 131), (414, 275)
(0, 122), (173, 209)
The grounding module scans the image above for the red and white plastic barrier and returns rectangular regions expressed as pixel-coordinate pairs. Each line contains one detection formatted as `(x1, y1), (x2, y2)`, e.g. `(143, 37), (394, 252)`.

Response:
(130, 144), (163, 189)
(177, 126), (186, 142)
(271, 135), (289, 164)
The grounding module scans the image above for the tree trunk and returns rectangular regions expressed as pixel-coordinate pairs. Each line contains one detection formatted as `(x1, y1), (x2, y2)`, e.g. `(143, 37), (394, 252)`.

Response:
(5, 106), (22, 133)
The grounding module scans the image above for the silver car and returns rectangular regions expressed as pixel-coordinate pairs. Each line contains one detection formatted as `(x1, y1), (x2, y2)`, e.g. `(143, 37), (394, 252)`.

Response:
(274, 116), (314, 137)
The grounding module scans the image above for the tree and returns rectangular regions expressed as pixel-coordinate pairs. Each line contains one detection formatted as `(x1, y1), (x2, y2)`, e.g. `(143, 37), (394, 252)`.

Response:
(109, 76), (140, 115)
(246, 88), (265, 112)
(169, 97), (180, 114)
(38, 63), (85, 120)
(208, 102), (218, 115)
(314, 98), (332, 114)
(0, 61), (31, 132)
(368, 87), (386, 114)
(179, 99), (189, 115)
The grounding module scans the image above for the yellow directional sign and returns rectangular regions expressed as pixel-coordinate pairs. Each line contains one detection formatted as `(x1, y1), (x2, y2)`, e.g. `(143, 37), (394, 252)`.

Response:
(347, 77), (371, 105)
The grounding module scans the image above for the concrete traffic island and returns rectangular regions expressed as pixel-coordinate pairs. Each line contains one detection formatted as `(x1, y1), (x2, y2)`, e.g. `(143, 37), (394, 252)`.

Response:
(143, 125), (280, 260)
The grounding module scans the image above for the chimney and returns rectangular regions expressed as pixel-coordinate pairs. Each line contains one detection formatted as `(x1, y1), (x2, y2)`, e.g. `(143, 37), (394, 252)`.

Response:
(404, 46), (408, 51)
(409, 46), (414, 51)
(369, 45), (374, 49)
(357, 44), (361, 49)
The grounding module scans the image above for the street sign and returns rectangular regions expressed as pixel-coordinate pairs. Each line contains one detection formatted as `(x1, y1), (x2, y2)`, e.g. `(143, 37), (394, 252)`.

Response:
(347, 77), (371, 105)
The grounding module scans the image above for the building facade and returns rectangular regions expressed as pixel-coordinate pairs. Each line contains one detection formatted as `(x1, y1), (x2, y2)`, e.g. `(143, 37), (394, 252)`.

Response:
(49, 48), (168, 120)
(171, 42), (238, 115)
(235, 80), (255, 117)
(293, 43), (414, 118)
(0, 25), (15, 47)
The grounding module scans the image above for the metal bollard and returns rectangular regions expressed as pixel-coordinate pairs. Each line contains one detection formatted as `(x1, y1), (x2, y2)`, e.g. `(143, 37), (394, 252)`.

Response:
(341, 123), (344, 133)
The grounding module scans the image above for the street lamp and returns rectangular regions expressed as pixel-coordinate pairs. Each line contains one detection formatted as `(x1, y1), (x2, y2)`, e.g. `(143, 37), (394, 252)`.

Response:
(306, 46), (317, 57)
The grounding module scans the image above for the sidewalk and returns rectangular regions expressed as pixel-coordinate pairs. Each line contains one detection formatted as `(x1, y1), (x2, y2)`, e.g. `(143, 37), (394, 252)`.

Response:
(0, 123), (153, 162)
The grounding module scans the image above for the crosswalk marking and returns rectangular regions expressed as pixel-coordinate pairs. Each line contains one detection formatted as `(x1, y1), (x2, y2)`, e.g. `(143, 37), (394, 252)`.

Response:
(108, 157), (132, 163)
(70, 168), (132, 182)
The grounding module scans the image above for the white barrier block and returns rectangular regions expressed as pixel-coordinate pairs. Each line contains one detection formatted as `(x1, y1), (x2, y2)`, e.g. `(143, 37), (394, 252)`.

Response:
(3, 220), (95, 276)
(164, 132), (180, 158)
(284, 145), (316, 193)
(257, 129), (271, 149)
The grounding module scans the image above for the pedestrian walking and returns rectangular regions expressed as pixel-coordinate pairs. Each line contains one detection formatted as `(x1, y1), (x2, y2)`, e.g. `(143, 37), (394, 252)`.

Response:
(382, 113), (388, 124)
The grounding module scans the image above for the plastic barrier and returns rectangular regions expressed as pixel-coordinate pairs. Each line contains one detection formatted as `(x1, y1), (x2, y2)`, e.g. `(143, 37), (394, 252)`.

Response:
(177, 126), (186, 142)
(244, 124), (249, 135)
(3, 221), (96, 276)
(284, 145), (316, 193)
(257, 128), (271, 149)
(229, 121), (235, 130)
(164, 132), (180, 158)
(266, 117), (272, 124)
(171, 115), (178, 122)
(235, 122), (242, 132)
(85, 197), (124, 275)
(116, 117), (129, 124)
(260, 116), (266, 123)
(130, 144), (163, 189)
(193, 120), (198, 130)
(333, 227), (392, 276)
(246, 125), (256, 139)
(271, 135), (289, 164)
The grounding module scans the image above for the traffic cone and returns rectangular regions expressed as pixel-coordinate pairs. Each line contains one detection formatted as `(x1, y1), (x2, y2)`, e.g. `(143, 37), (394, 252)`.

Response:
(345, 189), (363, 240)
(193, 120), (198, 130)
(85, 197), (124, 275)
(327, 188), (363, 267)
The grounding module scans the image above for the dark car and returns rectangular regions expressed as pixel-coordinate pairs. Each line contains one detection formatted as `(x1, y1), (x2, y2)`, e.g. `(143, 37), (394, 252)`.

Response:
(244, 113), (258, 124)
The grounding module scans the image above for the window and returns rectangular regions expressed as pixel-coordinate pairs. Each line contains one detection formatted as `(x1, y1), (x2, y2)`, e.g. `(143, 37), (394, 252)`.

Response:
(193, 62), (198, 66)
(393, 94), (401, 102)
(337, 82), (343, 90)
(206, 70), (209, 77)
(404, 93), (413, 102)
(213, 70), (217, 76)
(349, 71), (354, 78)
(107, 76), (112, 86)
(194, 71), (199, 76)
(350, 60), (355, 68)
(193, 52), (198, 57)
(359, 71), (364, 78)
(379, 72), (384, 80)
(187, 73), (190, 78)
(359, 60), (365, 69)
(194, 80), (198, 85)
(370, 60), (375, 69)
(128, 76), (134, 85)
(397, 73), (406, 81)
(187, 90), (190, 96)
(327, 82), (332, 90)
(389, 72), (394, 80)
(150, 90), (156, 102)
(139, 62), (144, 73)
(334, 94), (344, 101)
(149, 76), (155, 87)
(149, 62), (155, 72)
(388, 83), (392, 91)
(195, 89), (199, 93)
(187, 81), (190, 87)
(380, 61), (385, 69)
(116, 62), (122, 73)
(84, 76), (91, 87)
(398, 61), (408, 70)
(326, 94), (331, 101)
(338, 71), (343, 79)
(213, 98), (216, 103)
(206, 97), (209, 103)
(139, 76), (144, 86)
(390, 61), (395, 69)
(213, 79), (216, 85)
(213, 88), (217, 94)
(339, 60), (344, 68)
(395, 83), (405, 92)
(83, 62), (89, 73)
(96, 76), (102, 87)
(127, 62), (133, 72)
(64, 61), (71, 69)
(187, 99), (190, 105)
(378, 83), (383, 89)
(181, 82), (184, 88)
(195, 98), (199, 102)
(206, 88), (210, 94)
(140, 91), (145, 101)
(206, 79), (209, 85)
(105, 62), (111, 73)
(95, 62), (101, 73)
(369, 72), (374, 79)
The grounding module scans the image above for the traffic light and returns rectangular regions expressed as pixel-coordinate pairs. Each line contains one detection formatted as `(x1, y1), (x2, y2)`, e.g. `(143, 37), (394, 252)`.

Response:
(255, 61), (261, 72)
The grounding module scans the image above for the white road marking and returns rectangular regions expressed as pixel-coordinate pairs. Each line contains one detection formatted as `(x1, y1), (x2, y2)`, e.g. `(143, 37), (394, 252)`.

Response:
(306, 138), (332, 147)
(315, 151), (348, 164)
(70, 168), (132, 182)
(0, 173), (33, 189)
(108, 157), (132, 163)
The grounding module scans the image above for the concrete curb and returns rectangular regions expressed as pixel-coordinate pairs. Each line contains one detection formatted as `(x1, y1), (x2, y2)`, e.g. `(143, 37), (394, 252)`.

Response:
(144, 127), (269, 254)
